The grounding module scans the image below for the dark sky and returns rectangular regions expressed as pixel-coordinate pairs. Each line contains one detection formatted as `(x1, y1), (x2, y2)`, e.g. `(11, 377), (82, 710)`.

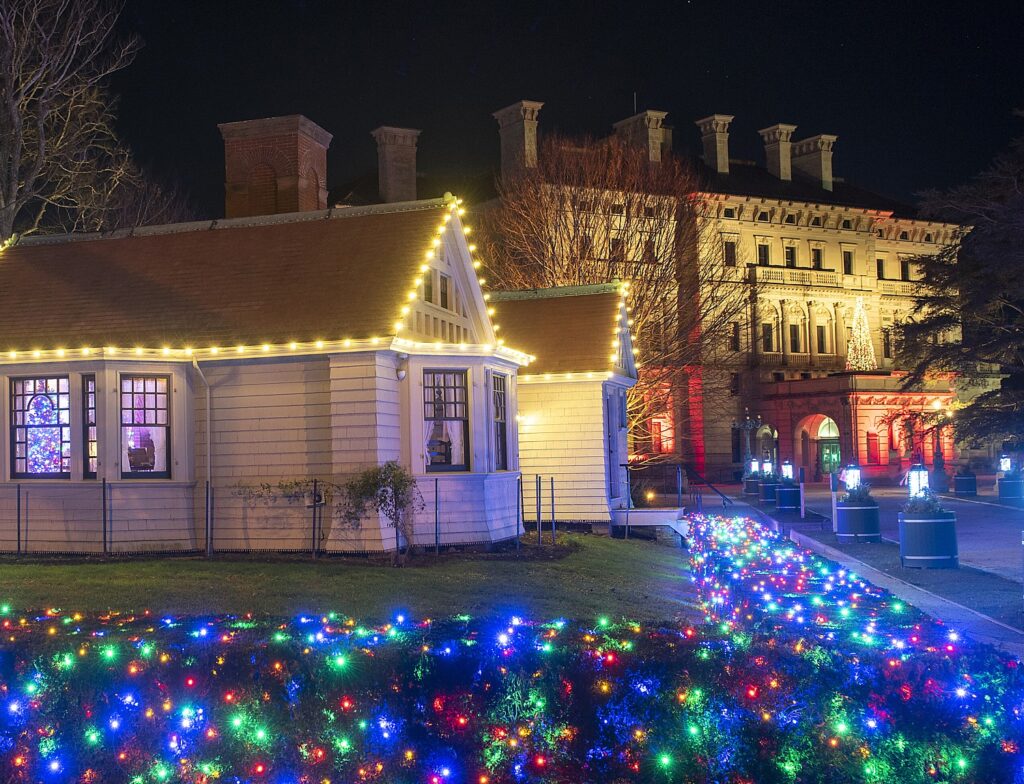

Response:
(110, 0), (1024, 219)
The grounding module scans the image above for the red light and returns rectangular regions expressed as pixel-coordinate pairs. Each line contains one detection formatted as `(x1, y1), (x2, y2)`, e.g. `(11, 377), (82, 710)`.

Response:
(605, 653), (615, 663)
(185, 677), (195, 687)
(535, 755), (546, 767)
(341, 697), (353, 710)
(746, 686), (758, 699)
(254, 762), (265, 775)
(457, 716), (468, 726)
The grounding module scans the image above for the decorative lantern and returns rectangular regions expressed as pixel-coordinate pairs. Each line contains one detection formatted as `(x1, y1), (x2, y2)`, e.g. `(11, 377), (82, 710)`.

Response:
(844, 464), (862, 490)
(908, 463), (929, 499)
(999, 454), (1012, 473)
(748, 458), (760, 477)
(781, 460), (794, 481)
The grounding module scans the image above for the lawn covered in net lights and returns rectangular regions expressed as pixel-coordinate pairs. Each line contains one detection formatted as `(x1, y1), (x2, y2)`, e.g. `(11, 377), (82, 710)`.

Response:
(2, 515), (1024, 783)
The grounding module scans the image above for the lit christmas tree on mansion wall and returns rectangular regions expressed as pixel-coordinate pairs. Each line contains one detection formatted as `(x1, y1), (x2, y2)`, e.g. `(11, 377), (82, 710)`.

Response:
(846, 297), (878, 371)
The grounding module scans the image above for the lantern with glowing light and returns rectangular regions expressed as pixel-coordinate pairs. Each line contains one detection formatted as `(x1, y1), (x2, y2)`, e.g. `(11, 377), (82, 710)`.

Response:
(907, 463), (929, 499)
(843, 464), (861, 490)
(780, 460), (794, 481)
(999, 454), (1012, 473)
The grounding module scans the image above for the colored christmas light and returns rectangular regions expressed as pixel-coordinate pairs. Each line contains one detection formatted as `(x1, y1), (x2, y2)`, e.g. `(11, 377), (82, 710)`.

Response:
(0, 514), (1022, 782)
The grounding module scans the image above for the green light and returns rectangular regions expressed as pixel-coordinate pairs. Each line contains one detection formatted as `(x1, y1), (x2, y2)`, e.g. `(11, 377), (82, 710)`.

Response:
(254, 727), (268, 742)
(273, 632), (287, 643)
(597, 616), (610, 628)
(337, 736), (351, 751)
(0, 604), (10, 615)
(333, 654), (347, 668)
(85, 729), (100, 745)
(230, 714), (244, 730)
(659, 754), (672, 768)
(687, 724), (699, 736)
(892, 602), (904, 612)
(956, 757), (968, 771)
(140, 644), (154, 658)
(154, 765), (169, 781)
(541, 642), (553, 653)
(358, 719), (368, 730)
(835, 721), (849, 735)
(102, 645), (117, 661)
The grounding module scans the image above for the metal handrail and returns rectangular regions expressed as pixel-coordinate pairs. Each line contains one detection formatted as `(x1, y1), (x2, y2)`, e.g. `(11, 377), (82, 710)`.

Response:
(684, 464), (733, 510)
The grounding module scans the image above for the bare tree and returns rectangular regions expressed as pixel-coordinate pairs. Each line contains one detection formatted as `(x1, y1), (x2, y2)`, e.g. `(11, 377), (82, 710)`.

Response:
(0, 0), (189, 243)
(481, 134), (748, 460)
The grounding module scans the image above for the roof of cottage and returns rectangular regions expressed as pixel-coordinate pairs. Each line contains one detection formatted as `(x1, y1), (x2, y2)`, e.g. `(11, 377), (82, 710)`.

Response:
(0, 200), (453, 350)
(493, 284), (632, 377)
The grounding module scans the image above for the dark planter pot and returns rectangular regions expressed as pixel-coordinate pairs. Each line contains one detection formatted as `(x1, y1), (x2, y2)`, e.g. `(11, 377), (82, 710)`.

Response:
(743, 477), (760, 495)
(953, 474), (977, 497)
(998, 477), (1024, 500)
(759, 482), (779, 504)
(898, 511), (958, 569)
(775, 485), (800, 511)
(836, 503), (881, 542)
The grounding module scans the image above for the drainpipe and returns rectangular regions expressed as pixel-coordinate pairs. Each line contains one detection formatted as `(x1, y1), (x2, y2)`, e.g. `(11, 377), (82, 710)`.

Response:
(192, 359), (213, 556)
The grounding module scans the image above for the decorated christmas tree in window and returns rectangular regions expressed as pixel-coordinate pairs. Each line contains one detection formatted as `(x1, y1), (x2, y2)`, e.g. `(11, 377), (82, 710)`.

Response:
(846, 296), (878, 371)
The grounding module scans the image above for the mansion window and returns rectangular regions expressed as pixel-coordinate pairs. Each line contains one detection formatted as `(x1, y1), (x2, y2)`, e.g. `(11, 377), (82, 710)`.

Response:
(876, 258), (886, 279)
(84, 375), (97, 479)
(842, 250), (853, 275)
(784, 214), (796, 224)
(811, 216), (822, 227)
(121, 375), (170, 478)
(761, 323), (774, 352)
(784, 246), (797, 268)
(816, 325), (828, 355)
(723, 208), (736, 219)
(492, 374), (508, 471)
(757, 211), (770, 222)
(842, 219), (852, 230)
(812, 248), (823, 270)
(925, 233), (933, 243)
(899, 230), (909, 240)
(723, 240), (737, 267)
(609, 236), (624, 261)
(900, 259), (911, 281)
(730, 321), (741, 351)
(882, 329), (893, 359)
(11, 376), (71, 478)
(789, 323), (801, 352)
(423, 370), (469, 472)
(756, 244), (770, 266)
(611, 203), (624, 215)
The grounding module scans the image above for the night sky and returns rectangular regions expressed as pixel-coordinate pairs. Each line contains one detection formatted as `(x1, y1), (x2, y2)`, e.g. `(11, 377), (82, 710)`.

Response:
(110, 0), (1024, 219)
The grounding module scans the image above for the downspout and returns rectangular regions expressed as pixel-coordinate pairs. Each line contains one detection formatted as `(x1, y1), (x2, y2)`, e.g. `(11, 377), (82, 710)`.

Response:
(192, 359), (213, 556)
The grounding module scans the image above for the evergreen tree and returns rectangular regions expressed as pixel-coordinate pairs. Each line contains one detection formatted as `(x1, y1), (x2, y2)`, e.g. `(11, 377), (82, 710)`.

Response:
(897, 125), (1024, 444)
(846, 297), (877, 371)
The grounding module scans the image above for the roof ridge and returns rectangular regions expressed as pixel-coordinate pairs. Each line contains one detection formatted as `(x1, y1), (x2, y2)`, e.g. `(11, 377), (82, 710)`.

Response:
(490, 282), (621, 301)
(13, 197), (451, 249)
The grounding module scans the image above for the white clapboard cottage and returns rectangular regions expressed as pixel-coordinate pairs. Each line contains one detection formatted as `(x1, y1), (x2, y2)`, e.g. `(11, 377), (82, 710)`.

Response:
(0, 115), (538, 553)
(495, 284), (636, 524)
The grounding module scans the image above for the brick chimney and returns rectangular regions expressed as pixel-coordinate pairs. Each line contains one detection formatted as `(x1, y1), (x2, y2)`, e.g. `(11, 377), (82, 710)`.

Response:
(218, 115), (332, 218)
(758, 123), (797, 181)
(792, 134), (838, 191)
(371, 126), (420, 203)
(492, 100), (543, 176)
(695, 114), (734, 175)
(613, 110), (672, 162)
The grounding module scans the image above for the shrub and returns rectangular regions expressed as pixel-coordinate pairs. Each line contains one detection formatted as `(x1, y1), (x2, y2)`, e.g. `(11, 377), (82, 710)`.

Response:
(903, 488), (947, 516)
(841, 483), (877, 505)
(340, 461), (424, 562)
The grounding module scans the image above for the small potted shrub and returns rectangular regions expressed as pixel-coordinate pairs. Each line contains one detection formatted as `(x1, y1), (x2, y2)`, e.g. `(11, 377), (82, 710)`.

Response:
(835, 483), (880, 542)
(998, 465), (1023, 501)
(898, 489), (958, 569)
(742, 465), (761, 495)
(758, 470), (780, 504)
(953, 465), (977, 497)
(775, 472), (801, 511)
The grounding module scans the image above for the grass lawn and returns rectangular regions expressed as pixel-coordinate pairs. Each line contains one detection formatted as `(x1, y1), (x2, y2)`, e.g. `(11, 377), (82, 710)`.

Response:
(0, 532), (697, 622)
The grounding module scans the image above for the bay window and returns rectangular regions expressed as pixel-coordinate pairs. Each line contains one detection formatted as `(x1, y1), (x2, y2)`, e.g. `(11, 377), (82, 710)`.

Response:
(492, 373), (508, 471)
(423, 370), (469, 471)
(120, 375), (170, 478)
(84, 375), (97, 478)
(11, 376), (71, 478)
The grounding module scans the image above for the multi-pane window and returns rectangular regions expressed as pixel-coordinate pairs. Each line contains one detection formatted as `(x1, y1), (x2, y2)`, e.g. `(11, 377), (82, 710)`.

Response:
(817, 325), (828, 354)
(423, 370), (469, 471)
(842, 250), (854, 275)
(789, 323), (801, 353)
(440, 274), (451, 310)
(876, 258), (886, 279)
(730, 321), (741, 351)
(120, 375), (170, 478)
(784, 246), (797, 268)
(761, 323), (774, 352)
(882, 329), (893, 359)
(424, 272), (434, 304)
(812, 247), (824, 270)
(756, 244), (770, 266)
(11, 376), (70, 478)
(722, 208), (736, 219)
(492, 374), (508, 471)
(900, 259), (911, 281)
(84, 375), (97, 479)
(723, 240), (737, 267)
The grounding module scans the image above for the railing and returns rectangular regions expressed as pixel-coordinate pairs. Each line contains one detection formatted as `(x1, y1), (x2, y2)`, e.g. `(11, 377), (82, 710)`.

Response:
(879, 280), (917, 296)
(625, 461), (732, 511)
(749, 266), (841, 289)
(753, 352), (847, 370)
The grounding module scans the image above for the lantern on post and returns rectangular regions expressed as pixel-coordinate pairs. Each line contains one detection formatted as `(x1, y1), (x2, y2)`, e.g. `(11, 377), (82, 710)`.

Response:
(844, 464), (862, 490)
(748, 457), (760, 477)
(780, 460), (794, 481)
(999, 454), (1012, 473)
(907, 463), (929, 499)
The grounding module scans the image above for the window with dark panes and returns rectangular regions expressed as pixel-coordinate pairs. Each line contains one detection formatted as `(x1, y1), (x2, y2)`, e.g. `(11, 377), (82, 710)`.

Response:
(11, 376), (70, 478)
(876, 258), (885, 279)
(723, 240), (737, 267)
(812, 247), (823, 270)
(761, 323), (774, 352)
(424, 271), (434, 304)
(900, 259), (911, 281)
(423, 370), (469, 471)
(84, 375), (97, 478)
(789, 323), (801, 352)
(440, 274), (451, 309)
(757, 244), (770, 266)
(842, 250), (853, 275)
(817, 325), (828, 354)
(492, 374), (508, 471)
(730, 321), (741, 351)
(120, 375), (170, 478)
(784, 246), (796, 268)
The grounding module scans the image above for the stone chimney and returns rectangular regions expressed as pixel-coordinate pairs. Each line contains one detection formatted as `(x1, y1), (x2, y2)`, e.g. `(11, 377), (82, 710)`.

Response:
(218, 115), (332, 218)
(371, 126), (420, 203)
(695, 114), (734, 175)
(792, 134), (838, 191)
(758, 123), (797, 181)
(613, 110), (672, 162)
(492, 100), (543, 176)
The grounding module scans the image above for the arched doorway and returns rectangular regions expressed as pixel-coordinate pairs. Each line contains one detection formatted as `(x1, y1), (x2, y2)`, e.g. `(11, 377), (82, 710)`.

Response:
(756, 424), (778, 466)
(794, 414), (841, 480)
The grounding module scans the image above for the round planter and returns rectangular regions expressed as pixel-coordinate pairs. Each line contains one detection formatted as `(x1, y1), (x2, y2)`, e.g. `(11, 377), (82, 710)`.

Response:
(898, 511), (958, 569)
(998, 477), (1023, 501)
(759, 482), (779, 504)
(775, 485), (800, 511)
(836, 503), (881, 542)
(953, 474), (977, 497)
(743, 477), (760, 495)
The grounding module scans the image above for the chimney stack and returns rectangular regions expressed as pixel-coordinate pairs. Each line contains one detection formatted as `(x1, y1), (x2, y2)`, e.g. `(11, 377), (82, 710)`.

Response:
(792, 134), (838, 191)
(613, 110), (672, 162)
(492, 100), (543, 176)
(758, 123), (797, 181)
(218, 115), (331, 218)
(371, 126), (421, 203)
(695, 114), (734, 175)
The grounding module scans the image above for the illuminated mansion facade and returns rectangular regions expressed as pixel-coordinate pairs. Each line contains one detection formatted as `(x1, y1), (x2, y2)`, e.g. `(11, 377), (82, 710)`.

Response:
(491, 102), (978, 482)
